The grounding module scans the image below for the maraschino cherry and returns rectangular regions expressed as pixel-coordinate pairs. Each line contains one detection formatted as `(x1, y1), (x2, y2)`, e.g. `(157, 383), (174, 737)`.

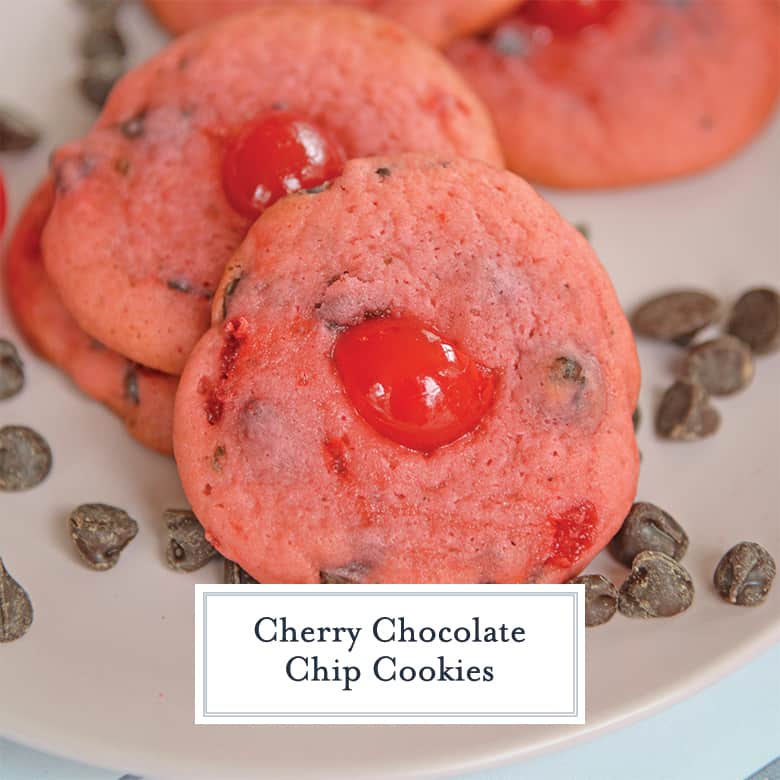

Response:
(222, 110), (345, 219)
(333, 316), (495, 453)
(521, 0), (622, 35)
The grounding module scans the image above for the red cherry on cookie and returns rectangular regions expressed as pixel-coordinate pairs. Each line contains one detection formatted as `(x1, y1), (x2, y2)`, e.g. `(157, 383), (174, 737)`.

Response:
(333, 316), (495, 453)
(521, 0), (622, 34)
(221, 110), (346, 219)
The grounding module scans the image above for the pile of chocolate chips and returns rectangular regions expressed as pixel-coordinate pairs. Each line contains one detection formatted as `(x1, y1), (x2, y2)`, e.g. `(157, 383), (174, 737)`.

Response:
(571, 284), (779, 627)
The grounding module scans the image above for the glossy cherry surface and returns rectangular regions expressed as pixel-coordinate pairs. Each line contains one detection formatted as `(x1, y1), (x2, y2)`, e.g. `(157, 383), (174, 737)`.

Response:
(221, 110), (345, 219)
(333, 316), (495, 453)
(521, 0), (622, 34)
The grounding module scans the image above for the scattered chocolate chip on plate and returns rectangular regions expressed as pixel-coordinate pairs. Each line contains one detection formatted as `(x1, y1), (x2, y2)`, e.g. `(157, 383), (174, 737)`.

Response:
(68, 503), (138, 570)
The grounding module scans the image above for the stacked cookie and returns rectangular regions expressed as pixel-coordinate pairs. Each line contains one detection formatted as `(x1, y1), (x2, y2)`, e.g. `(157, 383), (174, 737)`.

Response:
(7, 0), (775, 583)
(147, 0), (780, 188)
(5, 6), (502, 454)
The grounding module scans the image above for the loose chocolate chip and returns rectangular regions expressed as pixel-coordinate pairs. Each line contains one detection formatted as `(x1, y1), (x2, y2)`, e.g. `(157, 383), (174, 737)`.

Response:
(0, 340), (25, 400)
(574, 223), (591, 241)
(714, 542), (776, 606)
(119, 113), (145, 139)
(68, 503), (138, 570)
(0, 558), (33, 642)
(683, 335), (754, 396)
(224, 559), (258, 584)
(320, 562), (368, 584)
(618, 551), (694, 618)
(163, 509), (217, 572)
(632, 406), (641, 432)
(0, 107), (40, 151)
(123, 364), (139, 405)
(632, 290), (720, 345)
(726, 288), (780, 355)
(655, 380), (720, 440)
(550, 356), (585, 384)
(609, 502), (688, 567)
(80, 8), (126, 60)
(375, 167), (392, 178)
(79, 55), (125, 107)
(76, 0), (121, 12)
(0, 426), (52, 491)
(570, 574), (617, 627)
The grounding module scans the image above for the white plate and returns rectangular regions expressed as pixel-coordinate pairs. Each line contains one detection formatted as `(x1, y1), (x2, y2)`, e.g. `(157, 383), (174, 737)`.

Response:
(1, 2), (778, 778)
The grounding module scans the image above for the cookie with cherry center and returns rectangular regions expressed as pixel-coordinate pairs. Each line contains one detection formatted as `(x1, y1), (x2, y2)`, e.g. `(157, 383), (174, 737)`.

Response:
(43, 5), (503, 375)
(448, 0), (780, 187)
(174, 153), (640, 584)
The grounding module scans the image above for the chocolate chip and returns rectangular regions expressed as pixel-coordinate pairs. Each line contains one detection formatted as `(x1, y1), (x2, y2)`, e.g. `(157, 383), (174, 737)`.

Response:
(618, 551), (694, 618)
(303, 183), (330, 194)
(491, 27), (530, 57)
(714, 542), (775, 606)
(0, 426), (52, 491)
(211, 445), (226, 472)
(222, 274), (242, 320)
(0, 339), (24, 400)
(655, 380), (720, 440)
(570, 574), (617, 627)
(574, 223), (591, 241)
(76, 0), (121, 12)
(0, 558), (33, 642)
(114, 157), (130, 175)
(224, 559), (258, 584)
(123, 364), (139, 405)
(320, 562), (368, 584)
(163, 509), (217, 572)
(119, 113), (145, 139)
(375, 167), (392, 178)
(726, 288), (780, 355)
(632, 290), (720, 345)
(166, 278), (213, 299)
(79, 55), (125, 107)
(683, 335), (754, 395)
(80, 8), (126, 60)
(0, 107), (40, 151)
(632, 406), (641, 432)
(550, 356), (585, 385)
(609, 502), (688, 567)
(68, 503), (138, 570)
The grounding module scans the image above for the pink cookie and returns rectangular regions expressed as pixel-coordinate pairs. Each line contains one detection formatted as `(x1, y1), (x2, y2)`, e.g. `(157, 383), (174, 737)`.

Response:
(4, 179), (176, 455)
(174, 154), (640, 584)
(43, 5), (503, 374)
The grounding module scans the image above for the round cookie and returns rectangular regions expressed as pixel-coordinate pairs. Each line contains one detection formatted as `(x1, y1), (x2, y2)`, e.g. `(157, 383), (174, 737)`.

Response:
(44, 5), (503, 375)
(448, 0), (780, 188)
(144, 0), (522, 48)
(4, 179), (176, 455)
(174, 153), (640, 584)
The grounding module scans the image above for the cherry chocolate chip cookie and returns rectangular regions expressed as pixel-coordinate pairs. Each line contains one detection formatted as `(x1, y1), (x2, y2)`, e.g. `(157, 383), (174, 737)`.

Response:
(174, 154), (641, 584)
(4, 179), (176, 455)
(448, 0), (780, 187)
(43, 5), (503, 375)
